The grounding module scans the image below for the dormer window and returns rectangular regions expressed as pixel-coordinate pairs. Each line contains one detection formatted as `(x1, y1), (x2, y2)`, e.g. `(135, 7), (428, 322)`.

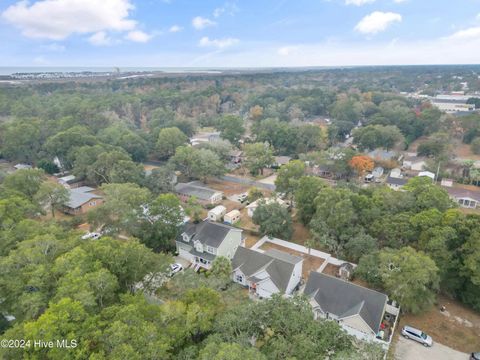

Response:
(182, 233), (190, 242)
(206, 246), (216, 255)
(194, 240), (203, 253)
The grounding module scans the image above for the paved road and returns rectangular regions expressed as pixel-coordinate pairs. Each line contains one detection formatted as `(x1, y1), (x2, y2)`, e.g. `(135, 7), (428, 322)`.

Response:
(395, 336), (469, 360)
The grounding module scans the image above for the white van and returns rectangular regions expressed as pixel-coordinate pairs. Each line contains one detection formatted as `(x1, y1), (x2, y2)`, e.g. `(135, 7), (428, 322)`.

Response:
(401, 325), (433, 347)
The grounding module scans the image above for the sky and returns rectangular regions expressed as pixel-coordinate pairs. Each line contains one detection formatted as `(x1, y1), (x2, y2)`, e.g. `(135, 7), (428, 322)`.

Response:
(0, 0), (479, 67)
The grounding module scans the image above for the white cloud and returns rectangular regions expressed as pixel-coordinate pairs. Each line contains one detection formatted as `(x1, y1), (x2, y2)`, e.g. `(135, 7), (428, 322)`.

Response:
(169, 25), (183, 33)
(278, 46), (299, 56)
(446, 26), (480, 40)
(355, 11), (402, 34)
(199, 36), (238, 49)
(213, 2), (239, 18)
(88, 31), (112, 46)
(125, 30), (152, 43)
(393, 0), (408, 3)
(1, 0), (137, 40)
(192, 16), (216, 30)
(345, 0), (376, 5)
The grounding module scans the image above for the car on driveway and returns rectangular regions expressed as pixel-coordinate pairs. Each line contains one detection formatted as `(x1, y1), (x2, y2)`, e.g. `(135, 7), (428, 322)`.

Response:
(169, 263), (183, 276)
(238, 193), (248, 203)
(401, 325), (433, 347)
(471, 352), (480, 360)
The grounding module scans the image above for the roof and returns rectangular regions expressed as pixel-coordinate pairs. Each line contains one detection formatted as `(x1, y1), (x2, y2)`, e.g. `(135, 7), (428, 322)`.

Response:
(208, 205), (226, 216)
(304, 272), (387, 334)
(386, 176), (408, 186)
(175, 182), (222, 201)
(225, 209), (241, 217)
(368, 149), (398, 161)
(274, 156), (292, 165)
(444, 187), (480, 202)
(66, 187), (102, 209)
(246, 197), (286, 209)
(179, 221), (240, 248)
(232, 246), (302, 293)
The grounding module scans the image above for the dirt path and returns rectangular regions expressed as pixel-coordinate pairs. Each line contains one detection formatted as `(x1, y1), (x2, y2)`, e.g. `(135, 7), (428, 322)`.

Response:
(395, 337), (469, 360)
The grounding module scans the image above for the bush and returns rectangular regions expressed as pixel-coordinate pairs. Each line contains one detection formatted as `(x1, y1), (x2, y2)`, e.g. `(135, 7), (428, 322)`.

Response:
(471, 137), (480, 155)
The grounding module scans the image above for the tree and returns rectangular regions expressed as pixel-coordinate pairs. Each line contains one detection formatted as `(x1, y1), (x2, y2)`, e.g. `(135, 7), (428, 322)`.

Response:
(252, 201), (293, 240)
(2, 168), (45, 200)
(244, 143), (274, 176)
(157, 127), (188, 159)
(294, 176), (326, 225)
(34, 182), (69, 218)
(471, 137), (480, 155)
(417, 132), (449, 158)
(404, 177), (454, 212)
(199, 341), (265, 360)
(89, 183), (151, 235)
(247, 187), (263, 203)
(144, 167), (176, 195)
(378, 247), (440, 314)
(348, 155), (374, 177)
(217, 115), (245, 145)
(352, 125), (404, 151)
(345, 232), (378, 263)
(37, 159), (60, 175)
(275, 160), (305, 198)
(138, 193), (184, 252)
(171, 147), (225, 182)
(0, 120), (43, 164)
(209, 256), (233, 282)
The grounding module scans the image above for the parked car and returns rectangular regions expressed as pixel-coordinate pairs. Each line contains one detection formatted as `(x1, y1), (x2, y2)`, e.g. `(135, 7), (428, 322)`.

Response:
(238, 193), (248, 203)
(471, 352), (480, 360)
(81, 232), (102, 240)
(169, 263), (183, 276)
(401, 325), (433, 347)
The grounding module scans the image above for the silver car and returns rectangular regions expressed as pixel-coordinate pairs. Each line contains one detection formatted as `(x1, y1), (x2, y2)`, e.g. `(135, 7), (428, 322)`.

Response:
(401, 325), (433, 347)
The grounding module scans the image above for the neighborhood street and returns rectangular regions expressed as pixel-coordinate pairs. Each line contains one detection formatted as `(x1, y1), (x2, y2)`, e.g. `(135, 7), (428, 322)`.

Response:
(395, 337), (469, 360)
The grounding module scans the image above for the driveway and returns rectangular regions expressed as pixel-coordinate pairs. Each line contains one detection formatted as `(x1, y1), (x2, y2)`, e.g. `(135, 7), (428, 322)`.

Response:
(395, 336), (469, 360)
(174, 256), (191, 269)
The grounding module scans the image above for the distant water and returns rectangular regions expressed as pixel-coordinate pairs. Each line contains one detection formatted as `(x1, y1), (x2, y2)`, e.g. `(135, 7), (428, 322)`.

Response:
(0, 67), (231, 76)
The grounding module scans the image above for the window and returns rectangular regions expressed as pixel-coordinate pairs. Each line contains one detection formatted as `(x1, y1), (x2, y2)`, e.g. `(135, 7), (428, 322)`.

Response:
(89, 201), (96, 206)
(206, 246), (216, 255)
(235, 274), (243, 283)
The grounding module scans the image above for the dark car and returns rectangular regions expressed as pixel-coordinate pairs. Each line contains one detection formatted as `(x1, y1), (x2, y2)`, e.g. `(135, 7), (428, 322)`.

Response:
(471, 352), (480, 360)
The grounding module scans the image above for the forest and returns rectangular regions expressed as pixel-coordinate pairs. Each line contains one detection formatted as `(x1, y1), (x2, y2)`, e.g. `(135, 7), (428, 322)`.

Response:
(1, 66), (480, 359)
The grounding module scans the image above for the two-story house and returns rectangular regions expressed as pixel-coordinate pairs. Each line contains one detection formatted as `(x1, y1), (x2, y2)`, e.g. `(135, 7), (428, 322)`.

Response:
(176, 221), (243, 270)
(231, 246), (303, 298)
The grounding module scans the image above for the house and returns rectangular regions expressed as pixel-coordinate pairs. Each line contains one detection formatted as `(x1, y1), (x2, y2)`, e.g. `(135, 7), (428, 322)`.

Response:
(229, 150), (243, 164)
(64, 186), (103, 215)
(57, 174), (83, 189)
(175, 181), (223, 205)
(272, 156), (292, 168)
(190, 131), (221, 147)
(176, 221), (243, 270)
(386, 176), (408, 191)
(367, 149), (398, 162)
(431, 97), (476, 114)
(232, 246), (303, 298)
(304, 272), (399, 346)
(372, 167), (384, 179)
(443, 186), (480, 209)
(208, 205), (227, 222)
(402, 153), (427, 171)
(224, 209), (241, 224)
(418, 171), (435, 181)
(13, 163), (32, 170)
(246, 197), (288, 217)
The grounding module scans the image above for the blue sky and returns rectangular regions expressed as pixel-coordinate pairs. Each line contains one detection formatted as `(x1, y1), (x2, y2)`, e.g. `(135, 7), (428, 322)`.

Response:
(0, 0), (479, 67)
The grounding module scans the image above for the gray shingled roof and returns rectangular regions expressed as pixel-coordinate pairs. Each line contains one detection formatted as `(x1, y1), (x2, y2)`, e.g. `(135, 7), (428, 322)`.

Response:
(304, 272), (387, 334)
(444, 187), (480, 202)
(232, 247), (302, 293)
(175, 182), (222, 201)
(386, 176), (408, 186)
(66, 187), (102, 209)
(179, 221), (239, 248)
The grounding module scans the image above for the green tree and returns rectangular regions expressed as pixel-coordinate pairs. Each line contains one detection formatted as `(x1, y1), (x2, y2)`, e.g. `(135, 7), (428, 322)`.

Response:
(199, 341), (265, 360)
(378, 247), (440, 314)
(217, 115), (245, 145)
(144, 167), (176, 195)
(34, 181), (69, 218)
(209, 256), (233, 282)
(275, 160), (306, 198)
(471, 137), (480, 155)
(157, 127), (188, 159)
(3, 168), (45, 200)
(244, 142), (274, 176)
(294, 176), (327, 225)
(252, 201), (293, 240)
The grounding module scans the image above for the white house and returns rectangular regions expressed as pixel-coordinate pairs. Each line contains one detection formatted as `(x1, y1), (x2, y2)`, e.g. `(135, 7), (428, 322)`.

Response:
(304, 272), (400, 348)
(224, 209), (241, 224)
(246, 197), (288, 217)
(208, 205), (227, 222)
(443, 186), (480, 209)
(231, 246), (303, 298)
(418, 171), (435, 181)
(402, 153), (427, 171)
(176, 221), (243, 270)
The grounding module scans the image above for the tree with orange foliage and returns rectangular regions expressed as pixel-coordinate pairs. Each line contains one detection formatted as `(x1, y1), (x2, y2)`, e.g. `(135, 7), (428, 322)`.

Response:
(349, 155), (374, 177)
